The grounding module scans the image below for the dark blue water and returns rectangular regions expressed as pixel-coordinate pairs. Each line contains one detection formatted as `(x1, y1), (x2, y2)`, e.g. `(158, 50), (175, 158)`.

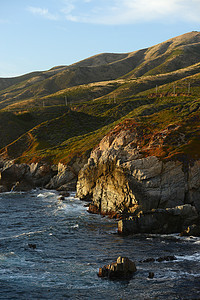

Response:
(0, 190), (200, 299)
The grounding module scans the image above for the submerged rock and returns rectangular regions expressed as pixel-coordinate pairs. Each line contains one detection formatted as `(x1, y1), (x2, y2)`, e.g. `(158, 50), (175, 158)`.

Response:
(98, 256), (137, 279)
(141, 255), (176, 263)
(28, 243), (36, 249)
(141, 258), (156, 263)
(148, 272), (154, 279)
(156, 255), (177, 262)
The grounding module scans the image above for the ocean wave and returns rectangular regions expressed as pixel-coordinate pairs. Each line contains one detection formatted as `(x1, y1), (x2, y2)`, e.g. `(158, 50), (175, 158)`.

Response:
(0, 252), (15, 260)
(194, 240), (200, 245)
(37, 191), (57, 198)
(176, 252), (200, 262)
(152, 269), (200, 281)
(0, 229), (46, 241)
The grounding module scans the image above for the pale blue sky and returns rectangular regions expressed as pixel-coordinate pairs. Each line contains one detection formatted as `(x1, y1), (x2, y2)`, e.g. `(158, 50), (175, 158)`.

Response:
(0, 0), (199, 77)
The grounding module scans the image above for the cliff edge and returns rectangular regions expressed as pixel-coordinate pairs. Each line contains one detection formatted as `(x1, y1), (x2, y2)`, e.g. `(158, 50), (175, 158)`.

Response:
(76, 120), (200, 234)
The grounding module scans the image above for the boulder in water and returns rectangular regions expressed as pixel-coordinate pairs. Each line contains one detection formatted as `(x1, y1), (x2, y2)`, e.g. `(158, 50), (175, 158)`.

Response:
(180, 224), (200, 237)
(98, 256), (137, 279)
(28, 243), (36, 249)
(141, 255), (176, 263)
(148, 272), (154, 279)
(59, 191), (70, 197)
(156, 255), (176, 262)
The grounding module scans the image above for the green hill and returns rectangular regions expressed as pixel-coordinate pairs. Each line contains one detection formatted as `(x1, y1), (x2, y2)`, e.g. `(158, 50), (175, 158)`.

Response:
(0, 31), (199, 164)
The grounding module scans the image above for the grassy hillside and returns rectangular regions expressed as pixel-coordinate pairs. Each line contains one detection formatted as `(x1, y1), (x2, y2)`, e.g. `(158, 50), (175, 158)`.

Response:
(1, 31), (200, 110)
(0, 31), (199, 165)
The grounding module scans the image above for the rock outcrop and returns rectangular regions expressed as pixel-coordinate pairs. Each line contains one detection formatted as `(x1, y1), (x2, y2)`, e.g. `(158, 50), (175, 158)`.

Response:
(28, 162), (58, 189)
(0, 156), (87, 193)
(141, 255), (176, 263)
(118, 204), (198, 235)
(45, 156), (88, 191)
(98, 256), (137, 279)
(76, 121), (200, 234)
(45, 163), (76, 191)
(180, 224), (200, 237)
(0, 161), (33, 191)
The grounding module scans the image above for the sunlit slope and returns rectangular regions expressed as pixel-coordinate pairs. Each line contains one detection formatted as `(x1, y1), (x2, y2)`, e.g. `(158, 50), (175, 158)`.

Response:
(0, 31), (199, 164)
(0, 31), (200, 110)
(1, 72), (199, 164)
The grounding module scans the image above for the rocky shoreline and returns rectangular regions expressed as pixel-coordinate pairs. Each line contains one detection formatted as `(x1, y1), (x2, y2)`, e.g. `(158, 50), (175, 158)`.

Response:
(0, 123), (200, 237)
(1, 156), (199, 237)
(76, 123), (200, 236)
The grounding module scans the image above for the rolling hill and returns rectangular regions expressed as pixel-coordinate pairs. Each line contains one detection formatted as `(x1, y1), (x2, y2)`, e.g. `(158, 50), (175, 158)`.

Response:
(0, 31), (199, 164)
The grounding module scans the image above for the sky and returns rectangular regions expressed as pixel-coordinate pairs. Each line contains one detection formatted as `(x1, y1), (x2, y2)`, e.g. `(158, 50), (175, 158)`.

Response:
(0, 0), (199, 77)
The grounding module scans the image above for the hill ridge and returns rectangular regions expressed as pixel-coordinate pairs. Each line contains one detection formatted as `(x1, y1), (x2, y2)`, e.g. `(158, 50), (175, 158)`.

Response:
(0, 31), (199, 164)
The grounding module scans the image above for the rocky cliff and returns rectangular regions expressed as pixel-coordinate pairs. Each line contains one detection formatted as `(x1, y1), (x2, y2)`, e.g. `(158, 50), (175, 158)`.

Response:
(0, 155), (87, 193)
(76, 120), (200, 234)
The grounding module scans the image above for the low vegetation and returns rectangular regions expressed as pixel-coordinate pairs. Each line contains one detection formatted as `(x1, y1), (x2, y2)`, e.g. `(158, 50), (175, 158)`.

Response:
(0, 32), (199, 164)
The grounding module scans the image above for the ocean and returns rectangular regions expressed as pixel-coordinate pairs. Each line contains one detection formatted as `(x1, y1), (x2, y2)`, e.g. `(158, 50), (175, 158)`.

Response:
(0, 190), (200, 299)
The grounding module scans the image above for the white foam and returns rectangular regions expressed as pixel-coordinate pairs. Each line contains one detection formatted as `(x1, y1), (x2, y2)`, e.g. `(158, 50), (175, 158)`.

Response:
(176, 252), (200, 262)
(0, 252), (16, 260)
(37, 191), (57, 198)
(0, 229), (46, 241)
(154, 269), (200, 281)
(194, 240), (200, 245)
(71, 224), (79, 229)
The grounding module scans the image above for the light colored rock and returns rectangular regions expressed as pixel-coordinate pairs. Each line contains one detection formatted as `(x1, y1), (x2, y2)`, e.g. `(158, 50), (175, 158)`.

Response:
(30, 163), (39, 176)
(46, 156), (88, 191)
(76, 124), (200, 218)
(98, 256), (137, 279)
(46, 163), (76, 190)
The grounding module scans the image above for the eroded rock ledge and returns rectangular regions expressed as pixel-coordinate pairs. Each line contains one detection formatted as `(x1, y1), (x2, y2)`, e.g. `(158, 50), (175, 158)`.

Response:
(98, 256), (137, 279)
(0, 156), (87, 193)
(76, 122), (200, 234)
(118, 204), (198, 235)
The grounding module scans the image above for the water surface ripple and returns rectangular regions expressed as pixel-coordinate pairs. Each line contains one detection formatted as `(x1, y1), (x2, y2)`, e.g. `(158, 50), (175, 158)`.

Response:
(0, 190), (200, 299)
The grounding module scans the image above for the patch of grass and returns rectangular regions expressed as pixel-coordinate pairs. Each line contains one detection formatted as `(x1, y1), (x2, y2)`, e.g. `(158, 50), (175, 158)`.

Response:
(16, 121), (118, 164)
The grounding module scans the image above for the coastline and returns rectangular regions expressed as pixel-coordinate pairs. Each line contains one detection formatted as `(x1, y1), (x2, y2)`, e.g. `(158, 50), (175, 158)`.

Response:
(0, 155), (200, 237)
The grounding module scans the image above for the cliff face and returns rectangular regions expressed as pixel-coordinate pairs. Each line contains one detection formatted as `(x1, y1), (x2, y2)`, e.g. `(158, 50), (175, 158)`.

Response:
(76, 121), (200, 216)
(0, 155), (87, 193)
